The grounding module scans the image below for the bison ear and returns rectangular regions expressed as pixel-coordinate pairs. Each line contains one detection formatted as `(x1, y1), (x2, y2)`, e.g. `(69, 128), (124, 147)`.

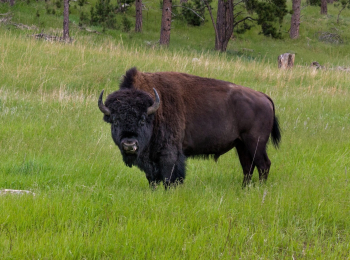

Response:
(147, 88), (160, 115)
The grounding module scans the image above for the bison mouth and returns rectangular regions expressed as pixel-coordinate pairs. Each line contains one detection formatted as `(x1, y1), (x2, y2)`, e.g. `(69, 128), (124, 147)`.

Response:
(122, 141), (138, 155)
(120, 140), (139, 167)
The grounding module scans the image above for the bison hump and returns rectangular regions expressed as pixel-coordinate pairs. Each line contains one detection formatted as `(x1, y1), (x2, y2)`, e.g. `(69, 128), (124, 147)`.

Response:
(120, 67), (138, 89)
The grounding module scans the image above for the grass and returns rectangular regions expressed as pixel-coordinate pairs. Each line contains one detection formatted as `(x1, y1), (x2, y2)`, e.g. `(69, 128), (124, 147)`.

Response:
(0, 30), (350, 258)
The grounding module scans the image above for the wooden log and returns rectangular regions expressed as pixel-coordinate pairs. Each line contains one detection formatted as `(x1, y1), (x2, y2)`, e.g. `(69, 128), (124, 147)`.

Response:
(278, 53), (295, 69)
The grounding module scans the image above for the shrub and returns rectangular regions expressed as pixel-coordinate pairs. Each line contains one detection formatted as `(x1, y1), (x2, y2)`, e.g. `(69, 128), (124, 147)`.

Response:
(90, 0), (117, 29)
(181, 0), (211, 26)
(122, 15), (132, 32)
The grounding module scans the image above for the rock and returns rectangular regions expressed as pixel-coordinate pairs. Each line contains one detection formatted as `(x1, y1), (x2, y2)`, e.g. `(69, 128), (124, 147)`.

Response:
(0, 189), (36, 196)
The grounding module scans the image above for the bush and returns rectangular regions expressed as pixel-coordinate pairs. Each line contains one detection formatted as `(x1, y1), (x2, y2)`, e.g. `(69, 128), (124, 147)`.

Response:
(181, 0), (211, 26)
(307, 0), (321, 6)
(122, 15), (132, 32)
(254, 0), (287, 39)
(55, 0), (61, 8)
(90, 0), (117, 29)
(79, 11), (89, 27)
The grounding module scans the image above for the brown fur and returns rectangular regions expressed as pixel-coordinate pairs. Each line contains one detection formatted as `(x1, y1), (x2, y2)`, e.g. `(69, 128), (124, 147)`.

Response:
(108, 67), (281, 187)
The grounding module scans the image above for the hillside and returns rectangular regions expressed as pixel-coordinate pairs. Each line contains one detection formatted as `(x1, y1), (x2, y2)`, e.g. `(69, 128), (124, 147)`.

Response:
(1, 0), (350, 67)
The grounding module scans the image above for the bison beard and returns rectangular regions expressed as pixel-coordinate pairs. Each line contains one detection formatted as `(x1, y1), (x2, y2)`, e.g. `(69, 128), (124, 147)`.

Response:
(98, 67), (281, 189)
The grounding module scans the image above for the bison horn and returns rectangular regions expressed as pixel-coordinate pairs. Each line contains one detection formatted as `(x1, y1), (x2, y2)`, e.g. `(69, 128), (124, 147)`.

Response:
(147, 88), (160, 115)
(98, 90), (111, 116)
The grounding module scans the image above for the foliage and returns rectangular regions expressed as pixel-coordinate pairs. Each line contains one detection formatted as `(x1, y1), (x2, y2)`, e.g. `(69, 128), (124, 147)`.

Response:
(55, 0), (61, 9)
(335, 0), (350, 23)
(90, 0), (117, 29)
(253, 0), (288, 39)
(122, 15), (132, 32)
(235, 20), (253, 34)
(307, 0), (321, 6)
(79, 11), (89, 26)
(181, 0), (212, 26)
(78, 0), (87, 8)
(116, 0), (135, 12)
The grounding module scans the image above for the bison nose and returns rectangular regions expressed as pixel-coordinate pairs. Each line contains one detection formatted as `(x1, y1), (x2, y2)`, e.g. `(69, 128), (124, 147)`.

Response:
(121, 140), (138, 154)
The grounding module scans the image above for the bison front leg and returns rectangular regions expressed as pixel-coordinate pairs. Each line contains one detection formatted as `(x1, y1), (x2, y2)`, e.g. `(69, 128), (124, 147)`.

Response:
(159, 153), (186, 189)
(148, 178), (163, 190)
(144, 166), (163, 189)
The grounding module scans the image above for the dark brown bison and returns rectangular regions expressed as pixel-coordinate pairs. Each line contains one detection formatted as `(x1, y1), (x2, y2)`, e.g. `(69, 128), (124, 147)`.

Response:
(98, 67), (281, 188)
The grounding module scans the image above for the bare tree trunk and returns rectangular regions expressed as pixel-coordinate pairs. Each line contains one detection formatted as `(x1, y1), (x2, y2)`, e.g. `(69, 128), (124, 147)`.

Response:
(337, 5), (346, 23)
(63, 0), (70, 41)
(160, 0), (172, 46)
(321, 0), (327, 14)
(9, 0), (15, 6)
(135, 0), (142, 32)
(215, 0), (233, 52)
(202, 0), (219, 49)
(290, 0), (301, 39)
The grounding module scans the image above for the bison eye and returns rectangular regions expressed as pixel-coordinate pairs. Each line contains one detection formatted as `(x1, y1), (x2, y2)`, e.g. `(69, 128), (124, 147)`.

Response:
(139, 116), (146, 126)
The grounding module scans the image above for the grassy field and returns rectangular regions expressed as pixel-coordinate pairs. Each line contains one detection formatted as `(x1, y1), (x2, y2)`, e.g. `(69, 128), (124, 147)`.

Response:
(0, 28), (350, 258)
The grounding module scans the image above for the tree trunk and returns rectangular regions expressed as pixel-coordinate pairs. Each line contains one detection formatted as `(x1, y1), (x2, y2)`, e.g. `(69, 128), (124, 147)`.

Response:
(290, 0), (301, 39)
(9, 0), (15, 6)
(327, 0), (333, 3)
(63, 0), (70, 41)
(215, 0), (233, 52)
(321, 0), (327, 14)
(160, 0), (172, 46)
(135, 0), (142, 32)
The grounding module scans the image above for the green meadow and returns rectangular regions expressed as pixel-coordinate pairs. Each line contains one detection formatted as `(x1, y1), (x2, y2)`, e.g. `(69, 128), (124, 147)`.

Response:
(1, 1), (350, 258)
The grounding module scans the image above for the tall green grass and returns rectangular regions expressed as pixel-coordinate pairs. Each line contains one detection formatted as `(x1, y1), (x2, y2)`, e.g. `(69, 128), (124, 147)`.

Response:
(0, 30), (350, 258)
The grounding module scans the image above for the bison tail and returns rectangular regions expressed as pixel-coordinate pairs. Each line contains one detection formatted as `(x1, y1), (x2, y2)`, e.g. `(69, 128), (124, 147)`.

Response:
(271, 115), (281, 148)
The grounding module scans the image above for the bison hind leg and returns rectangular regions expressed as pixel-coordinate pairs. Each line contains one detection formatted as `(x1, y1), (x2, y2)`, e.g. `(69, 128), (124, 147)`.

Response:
(257, 151), (271, 183)
(236, 140), (255, 187)
(237, 135), (272, 187)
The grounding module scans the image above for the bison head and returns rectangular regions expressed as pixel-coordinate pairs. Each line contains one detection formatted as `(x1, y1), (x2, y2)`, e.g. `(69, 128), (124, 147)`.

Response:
(98, 88), (160, 167)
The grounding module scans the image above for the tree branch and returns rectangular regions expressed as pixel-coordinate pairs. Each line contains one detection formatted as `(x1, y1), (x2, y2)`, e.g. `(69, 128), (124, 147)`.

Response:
(233, 11), (243, 20)
(233, 0), (245, 8)
(233, 16), (257, 27)
(173, 5), (205, 21)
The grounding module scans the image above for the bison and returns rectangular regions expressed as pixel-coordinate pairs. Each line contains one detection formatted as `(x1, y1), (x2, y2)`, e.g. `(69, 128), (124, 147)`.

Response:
(98, 67), (281, 188)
